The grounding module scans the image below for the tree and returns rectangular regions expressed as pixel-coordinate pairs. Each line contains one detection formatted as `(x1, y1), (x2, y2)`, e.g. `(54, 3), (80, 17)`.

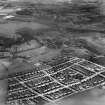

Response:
(0, 36), (14, 49)
(16, 27), (43, 46)
(16, 27), (35, 44)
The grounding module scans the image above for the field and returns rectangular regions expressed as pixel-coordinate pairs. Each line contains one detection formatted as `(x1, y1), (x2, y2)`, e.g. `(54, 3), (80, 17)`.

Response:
(0, 21), (48, 35)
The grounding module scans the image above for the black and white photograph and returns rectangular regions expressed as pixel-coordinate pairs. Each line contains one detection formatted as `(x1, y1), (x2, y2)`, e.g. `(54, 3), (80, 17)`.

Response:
(1, 0), (105, 105)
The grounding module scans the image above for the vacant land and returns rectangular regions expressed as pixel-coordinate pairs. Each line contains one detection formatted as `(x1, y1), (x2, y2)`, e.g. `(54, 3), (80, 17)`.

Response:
(0, 21), (48, 35)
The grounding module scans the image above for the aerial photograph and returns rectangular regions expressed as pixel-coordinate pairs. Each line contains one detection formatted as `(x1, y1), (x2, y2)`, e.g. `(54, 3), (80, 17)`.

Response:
(1, 0), (105, 105)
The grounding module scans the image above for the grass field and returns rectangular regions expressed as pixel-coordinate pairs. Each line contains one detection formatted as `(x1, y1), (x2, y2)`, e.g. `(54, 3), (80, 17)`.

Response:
(0, 21), (48, 35)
